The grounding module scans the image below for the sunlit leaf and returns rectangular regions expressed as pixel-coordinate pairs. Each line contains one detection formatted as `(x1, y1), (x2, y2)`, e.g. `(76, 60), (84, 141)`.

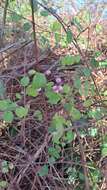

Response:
(65, 131), (75, 142)
(46, 91), (61, 104)
(66, 29), (73, 43)
(61, 55), (80, 65)
(34, 110), (43, 121)
(89, 128), (98, 137)
(26, 85), (38, 97)
(55, 33), (61, 43)
(32, 72), (47, 88)
(15, 106), (28, 118)
(96, 24), (102, 33)
(16, 93), (22, 100)
(3, 111), (14, 123)
(28, 69), (36, 76)
(51, 21), (61, 32)
(0, 100), (9, 111)
(20, 76), (30, 87)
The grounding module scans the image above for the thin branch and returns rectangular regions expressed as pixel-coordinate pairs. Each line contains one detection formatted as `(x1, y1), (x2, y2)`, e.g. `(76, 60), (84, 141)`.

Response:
(75, 129), (90, 190)
(30, 0), (40, 70)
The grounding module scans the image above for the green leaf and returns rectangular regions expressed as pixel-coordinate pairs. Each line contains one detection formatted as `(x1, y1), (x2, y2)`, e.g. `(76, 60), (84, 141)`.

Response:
(38, 165), (48, 177)
(104, 91), (107, 96)
(9, 163), (14, 170)
(48, 147), (60, 159)
(66, 29), (73, 43)
(90, 58), (99, 68)
(11, 13), (22, 22)
(45, 82), (54, 91)
(83, 99), (92, 107)
(48, 157), (56, 165)
(32, 72), (47, 88)
(1, 161), (9, 174)
(74, 55), (81, 63)
(61, 55), (73, 65)
(78, 171), (85, 181)
(0, 100), (17, 111)
(3, 111), (14, 123)
(53, 128), (64, 144)
(83, 11), (91, 24)
(74, 77), (81, 89)
(89, 128), (98, 137)
(0, 180), (8, 188)
(51, 114), (65, 130)
(65, 131), (75, 142)
(66, 167), (77, 183)
(20, 76), (30, 87)
(61, 55), (80, 65)
(7, 102), (17, 111)
(2, 167), (9, 173)
(63, 84), (71, 94)
(88, 108), (102, 120)
(51, 114), (65, 143)
(26, 85), (38, 97)
(64, 102), (74, 113)
(82, 80), (89, 97)
(1, 160), (8, 167)
(83, 68), (91, 77)
(96, 24), (102, 33)
(46, 91), (61, 104)
(70, 107), (81, 120)
(95, 51), (102, 58)
(28, 69), (36, 76)
(0, 100), (10, 111)
(55, 33), (61, 43)
(0, 80), (5, 97)
(34, 110), (43, 121)
(72, 17), (83, 32)
(102, 146), (107, 157)
(90, 168), (101, 183)
(99, 60), (107, 68)
(16, 93), (22, 100)
(23, 22), (32, 31)
(15, 106), (28, 118)
(40, 10), (49, 17)
(51, 21), (61, 32)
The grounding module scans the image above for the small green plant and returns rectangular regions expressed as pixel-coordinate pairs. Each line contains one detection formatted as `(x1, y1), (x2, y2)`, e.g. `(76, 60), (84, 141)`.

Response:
(1, 160), (14, 174)
(0, 180), (8, 189)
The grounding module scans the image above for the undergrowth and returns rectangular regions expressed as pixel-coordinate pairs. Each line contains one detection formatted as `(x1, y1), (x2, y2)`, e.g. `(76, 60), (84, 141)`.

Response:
(0, 0), (107, 190)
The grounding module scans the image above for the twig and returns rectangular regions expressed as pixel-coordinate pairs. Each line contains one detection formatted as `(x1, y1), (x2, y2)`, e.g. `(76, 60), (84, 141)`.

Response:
(0, 0), (8, 48)
(75, 129), (90, 190)
(30, 0), (40, 70)
(17, 134), (51, 183)
(0, 40), (33, 64)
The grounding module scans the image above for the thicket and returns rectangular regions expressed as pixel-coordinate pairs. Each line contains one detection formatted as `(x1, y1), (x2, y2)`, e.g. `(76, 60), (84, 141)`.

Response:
(0, 0), (107, 190)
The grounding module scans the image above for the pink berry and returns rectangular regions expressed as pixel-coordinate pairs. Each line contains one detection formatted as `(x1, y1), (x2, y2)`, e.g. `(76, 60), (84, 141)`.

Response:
(53, 85), (59, 93)
(58, 85), (63, 91)
(52, 85), (63, 93)
(45, 70), (51, 76)
(56, 77), (62, 84)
